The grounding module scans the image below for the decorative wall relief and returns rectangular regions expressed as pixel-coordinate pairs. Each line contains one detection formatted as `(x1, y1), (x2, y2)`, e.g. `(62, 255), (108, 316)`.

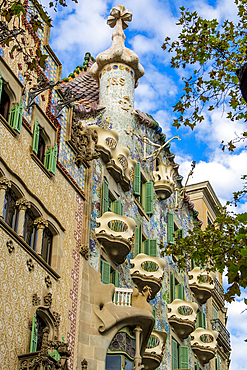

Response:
(6, 239), (14, 253)
(79, 244), (90, 260)
(32, 293), (41, 306)
(44, 292), (52, 307)
(45, 275), (52, 288)
(27, 258), (34, 272)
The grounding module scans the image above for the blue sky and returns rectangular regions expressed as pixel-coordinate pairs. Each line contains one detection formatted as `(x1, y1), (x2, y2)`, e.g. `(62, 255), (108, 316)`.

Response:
(41, 0), (247, 368)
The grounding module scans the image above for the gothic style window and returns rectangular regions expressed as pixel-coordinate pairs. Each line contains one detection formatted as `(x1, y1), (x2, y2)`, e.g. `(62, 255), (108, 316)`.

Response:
(3, 188), (19, 231)
(41, 227), (53, 265)
(23, 208), (37, 250)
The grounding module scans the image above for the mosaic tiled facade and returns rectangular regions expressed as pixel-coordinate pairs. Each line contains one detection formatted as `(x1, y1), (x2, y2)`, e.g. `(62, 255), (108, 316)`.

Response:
(0, 2), (230, 370)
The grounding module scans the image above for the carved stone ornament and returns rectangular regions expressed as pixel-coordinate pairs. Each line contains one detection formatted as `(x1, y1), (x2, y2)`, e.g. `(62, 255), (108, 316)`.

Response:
(0, 176), (11, 190)
(15, 197), (31, 211)
(79, 244), (90, 260)
(32, 293), (41, 306)
(70, 118), (100, 167)
(81, 359), (88, 370)
(44, 292), (52, 307)
(45, 275), (52, 288)
(27, 258), (34, 272)
(33, 216), (48, 230)
(141, 286), (152, 301)
(6, 239), (14, 253)
(53, 312), (61, 329)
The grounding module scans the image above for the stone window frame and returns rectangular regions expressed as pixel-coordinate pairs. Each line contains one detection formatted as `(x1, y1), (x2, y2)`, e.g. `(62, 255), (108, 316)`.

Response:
(0, 169), (64, 278)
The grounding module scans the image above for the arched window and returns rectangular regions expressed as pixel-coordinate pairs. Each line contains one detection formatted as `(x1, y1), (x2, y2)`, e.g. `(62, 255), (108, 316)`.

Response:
(0, 86), (11, 121)
(106, 327), (135, 370)
(3, 187), (19, 231)
(23, 207), (38, 251)
(41, 227), (53, 265)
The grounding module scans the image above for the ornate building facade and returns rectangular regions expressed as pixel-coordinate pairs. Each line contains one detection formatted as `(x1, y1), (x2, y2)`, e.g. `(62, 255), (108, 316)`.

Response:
(0, 3), (230, 370)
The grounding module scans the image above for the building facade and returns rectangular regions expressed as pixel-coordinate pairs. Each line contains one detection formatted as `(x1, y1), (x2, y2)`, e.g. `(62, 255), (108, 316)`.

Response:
(0, 3), (230, 370)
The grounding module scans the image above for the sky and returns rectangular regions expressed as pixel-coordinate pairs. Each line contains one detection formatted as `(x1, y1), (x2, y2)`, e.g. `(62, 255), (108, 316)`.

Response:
(40, 0), (247, 368)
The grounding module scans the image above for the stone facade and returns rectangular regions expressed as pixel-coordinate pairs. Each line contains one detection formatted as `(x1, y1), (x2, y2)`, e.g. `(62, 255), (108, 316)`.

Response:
(0, 3), (230, 370)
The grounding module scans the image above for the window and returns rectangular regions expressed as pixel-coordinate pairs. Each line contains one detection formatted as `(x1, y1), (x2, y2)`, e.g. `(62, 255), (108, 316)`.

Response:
(41, 227), (53, 265)
(23, 208), (38, 251)
(133, 162), (154, 215)
(172, 338), (189, 370)
(195, 361), (200, 370)
(215, 355), (221, 370)
(3, 188), (19, 231)
(102, 178), (123, 216)
(167, 213), (184, 244)
(196, 311), (206, 329)
(170, 272), (185, 303)
(32, 118), (57, 174)
(30, 312), (47, 352)
(100, 258), (119, 286)
(0, 72), (23, 132)
(134, 224), (157, 256)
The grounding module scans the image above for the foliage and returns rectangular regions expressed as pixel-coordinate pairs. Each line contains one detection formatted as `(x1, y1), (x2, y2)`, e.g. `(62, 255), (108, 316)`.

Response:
(162, 0), (247, 140)
(163, 208), (247, 302)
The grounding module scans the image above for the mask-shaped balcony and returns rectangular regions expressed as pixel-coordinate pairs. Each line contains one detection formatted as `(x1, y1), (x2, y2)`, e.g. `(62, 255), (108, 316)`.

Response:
(167, 299), (198, 339)
(189, 267), (216, 304)
(142, 330), (167, 370)
(95, 212), (136, 265)
(130, 254), (166, 300)
(190, 328), (218, 364)
(91, 125), (136, 191)
(153, 164), (176, 200)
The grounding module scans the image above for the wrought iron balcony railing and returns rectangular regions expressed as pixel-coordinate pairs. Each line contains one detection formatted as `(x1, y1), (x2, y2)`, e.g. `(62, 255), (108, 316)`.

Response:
(212, 278), (225, 306)
(211, 318), (231, 352)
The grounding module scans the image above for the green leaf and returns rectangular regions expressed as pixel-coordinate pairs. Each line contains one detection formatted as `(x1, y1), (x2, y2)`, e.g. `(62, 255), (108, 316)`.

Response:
(240, 249), (247, 258)
(237, 213), (247, 223)
(229, 264), (239, 273)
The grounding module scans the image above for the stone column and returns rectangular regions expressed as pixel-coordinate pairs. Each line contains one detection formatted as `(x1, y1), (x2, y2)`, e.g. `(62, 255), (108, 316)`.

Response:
(133, 325), (144, 370)
(33, 216), (48, 255)
(15, 197), (30, 237)
(0, 176), (11, 217)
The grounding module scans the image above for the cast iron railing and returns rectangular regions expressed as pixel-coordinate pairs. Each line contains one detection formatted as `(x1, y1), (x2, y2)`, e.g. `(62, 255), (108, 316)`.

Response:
(211, 318), (231, 351)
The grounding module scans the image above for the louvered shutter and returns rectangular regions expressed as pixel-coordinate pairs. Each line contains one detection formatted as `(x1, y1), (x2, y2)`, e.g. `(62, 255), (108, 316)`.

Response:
(114, 200), (123, 215)
(179, 345), (189, 369)
(111, 269), (119, 287)
(102, 178), (109, 214)
(170, 272), (175, 303)
(16, 99), (23, 133)
(30, 313), (38, 352)
(144, 239), (150, 255)
(133, 162), (141, 195)
(216, 355), (221, 370)
(197, 311), (206, 329)
(145, 181), (153, 214)
(32, 119), (40, 155)
(8, 104), (18, 128)
(176, 283), (185, 300)
(195, 361), (200, 370)
(0, 72), (2, 103)
(191, 259), (195, 269)
(167, 213), (174, 244)
(44, 148), (52, 170)
(101, 259), (111, 284)
(150, 239), (157, 257)
(172, 338), (178, 370)
(135, 225), (142, 255)
(51, 143), (57, 175)
(153, 308), (156, 328)
(177, 228), (184, 239)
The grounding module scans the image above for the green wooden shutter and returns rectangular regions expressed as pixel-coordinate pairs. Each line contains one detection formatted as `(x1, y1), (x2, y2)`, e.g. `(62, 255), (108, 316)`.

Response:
(167, 213), (174, 244)
(0, 72), (2, 103)
(101, 259), (111, 284)
(170, 272), (175, 303)
(44, 148), (52, 169)
(30, 313), (38, 352)
(177, 229), (184, 239)
(144, 239), (150, 255)
(114, 200), (123, 215)
(191, 259), (195, 269)
(150, 239), (157, 257)
(213, 305), (218, 320)
(145, 181), (153, 214)
(133, 162), (141, 196)
(195, 361), (200, 370)
(51, 143), (58, 175)
(216, 355), (221, 370)
(8, 104), (18, 128)
(176, 283), (185, 300)
(135, 225), (142, 255)
(33, 119), (40, 155)
(153, 308), (156, 329)
(179, 345), (189, 369)
(197, 311), (206, 329)
(111, 269), (119, 287)
(172, 339), (178, 370)
(102, 178), (109, 214)
(16, 99), (23, 133)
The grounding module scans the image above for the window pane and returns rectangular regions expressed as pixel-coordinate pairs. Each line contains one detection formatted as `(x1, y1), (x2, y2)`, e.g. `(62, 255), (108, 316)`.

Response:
(42, 228), (53, 264)
(105, 355), (122, 370)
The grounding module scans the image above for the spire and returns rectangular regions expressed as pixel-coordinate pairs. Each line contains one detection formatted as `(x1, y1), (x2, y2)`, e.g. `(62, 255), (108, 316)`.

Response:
(90, 5), (144, 87)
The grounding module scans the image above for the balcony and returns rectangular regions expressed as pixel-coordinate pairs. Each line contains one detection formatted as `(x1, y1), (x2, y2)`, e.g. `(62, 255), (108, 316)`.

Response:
(211, 319), (231, 353)
(189, 267), (216, 304)
(91, 125), (136, 191)
(190, 327), (218, 364)
(142, 330), (167, 370)
(153, 164), (176, 200)
(18, 336), (71, 370)
(113, 287), (133, 307)
(167, 299), (198, 339)
(130, 253), (166, 300)
(95, 212), (136, 264)
(212, 278), (225, 307)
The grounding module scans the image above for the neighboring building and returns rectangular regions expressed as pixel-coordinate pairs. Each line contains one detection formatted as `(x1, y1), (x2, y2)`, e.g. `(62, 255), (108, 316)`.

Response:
(187, 182), (231, 370)
(0, 3), (230, 370)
